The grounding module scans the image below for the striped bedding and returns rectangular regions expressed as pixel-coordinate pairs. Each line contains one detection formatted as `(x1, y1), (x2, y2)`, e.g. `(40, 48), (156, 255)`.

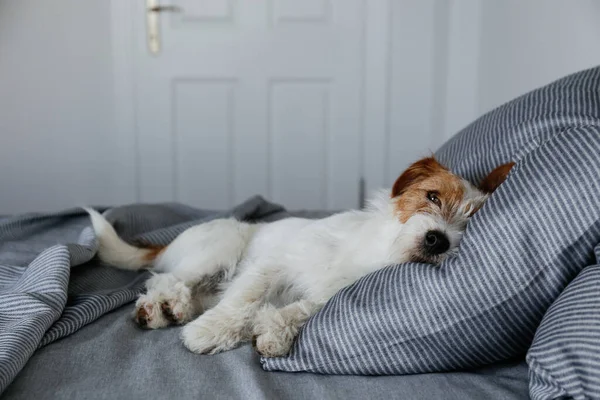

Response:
(261, 66), (600, 400)
(0, 198), (287, 394)
(527, 245), (600, 400)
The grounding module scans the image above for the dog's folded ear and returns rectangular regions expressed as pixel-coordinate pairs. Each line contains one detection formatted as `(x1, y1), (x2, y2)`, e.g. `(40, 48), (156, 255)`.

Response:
(479, 162), (515, 193)
(391, 157), (448, 198)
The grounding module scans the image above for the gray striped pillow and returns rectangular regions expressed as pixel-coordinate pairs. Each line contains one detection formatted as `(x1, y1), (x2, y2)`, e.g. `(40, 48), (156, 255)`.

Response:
(527, 247), (600, 400)
(261, 66), (600, 375)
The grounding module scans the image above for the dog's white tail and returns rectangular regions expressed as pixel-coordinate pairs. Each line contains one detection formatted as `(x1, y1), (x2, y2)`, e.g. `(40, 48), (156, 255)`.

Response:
(83, 207), (164, 270)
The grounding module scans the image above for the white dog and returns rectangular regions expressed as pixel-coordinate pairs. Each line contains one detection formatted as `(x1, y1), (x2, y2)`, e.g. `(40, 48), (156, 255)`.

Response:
(86, 157), (512, 357)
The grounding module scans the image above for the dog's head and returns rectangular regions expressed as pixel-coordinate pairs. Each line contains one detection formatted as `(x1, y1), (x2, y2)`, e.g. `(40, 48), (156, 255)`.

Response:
(391, 157), (514, 264)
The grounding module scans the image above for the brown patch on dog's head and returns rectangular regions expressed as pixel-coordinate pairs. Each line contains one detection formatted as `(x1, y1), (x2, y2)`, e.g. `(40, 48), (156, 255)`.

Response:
(479, 162), (515, 193)
(391, 157), (446, 198)
(388, 158), (515, 264)
(391, 157), (467, 224)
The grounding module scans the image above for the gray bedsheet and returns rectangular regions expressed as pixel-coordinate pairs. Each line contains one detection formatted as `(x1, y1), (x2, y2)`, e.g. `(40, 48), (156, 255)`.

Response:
(0, 197), (288, 393)
(4, 304), (529, 399)
(0, 198), (530, 399)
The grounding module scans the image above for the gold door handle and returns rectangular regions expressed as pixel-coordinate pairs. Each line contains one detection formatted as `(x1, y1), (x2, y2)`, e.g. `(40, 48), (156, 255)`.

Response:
(146, 1), (182, 55)
(149, 5), (181, 13)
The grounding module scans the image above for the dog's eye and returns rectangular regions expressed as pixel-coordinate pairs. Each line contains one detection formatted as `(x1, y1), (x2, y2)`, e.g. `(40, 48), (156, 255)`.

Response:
(427, 192), (441, 206)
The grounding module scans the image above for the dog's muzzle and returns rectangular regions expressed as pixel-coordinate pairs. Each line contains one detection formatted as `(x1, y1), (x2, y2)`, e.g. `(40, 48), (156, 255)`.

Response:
(423, 230), (450, 256)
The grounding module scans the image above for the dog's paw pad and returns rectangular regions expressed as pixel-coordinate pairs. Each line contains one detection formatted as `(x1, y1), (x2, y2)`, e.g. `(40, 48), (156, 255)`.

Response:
(160, 302), (175, 321)
(135, 303), (153, 328)
(160, 301), (185, 323)
(133, 297), (171, 329)
(160, 300), (189, 324)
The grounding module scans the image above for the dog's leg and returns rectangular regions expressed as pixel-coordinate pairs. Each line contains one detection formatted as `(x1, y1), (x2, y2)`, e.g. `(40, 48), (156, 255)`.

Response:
(134, 262), (238, 329)
(135, 219), (256, 329)
(181, 262), (275, 354)
(160, 218), (257, 288)
(252, 300), (322, 357)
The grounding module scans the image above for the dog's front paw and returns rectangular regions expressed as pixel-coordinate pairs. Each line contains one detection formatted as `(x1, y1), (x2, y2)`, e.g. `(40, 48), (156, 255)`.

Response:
(252, 331), (295, 358)
(252, 306), (297, 357)
(181, 311), (245, 355)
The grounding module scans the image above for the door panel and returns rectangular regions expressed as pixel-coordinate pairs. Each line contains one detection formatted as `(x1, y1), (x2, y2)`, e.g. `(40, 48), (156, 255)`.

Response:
(134, 0), (363, 210)
(270, 80), (329, 209)
(173, 79), (235, 206)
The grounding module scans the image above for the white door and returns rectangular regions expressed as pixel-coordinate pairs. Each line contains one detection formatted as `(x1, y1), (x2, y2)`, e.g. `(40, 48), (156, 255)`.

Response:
(132, 0), (364, 210)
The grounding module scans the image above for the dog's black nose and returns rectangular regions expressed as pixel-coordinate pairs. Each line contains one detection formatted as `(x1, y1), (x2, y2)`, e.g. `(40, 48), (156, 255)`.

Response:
(424, 230), (450, 255)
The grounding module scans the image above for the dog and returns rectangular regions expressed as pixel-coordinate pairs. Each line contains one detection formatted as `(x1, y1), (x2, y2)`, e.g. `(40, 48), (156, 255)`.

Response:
(85, 157), (513, 357)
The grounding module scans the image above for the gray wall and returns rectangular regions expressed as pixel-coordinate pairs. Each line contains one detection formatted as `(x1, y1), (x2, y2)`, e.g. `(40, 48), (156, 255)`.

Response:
(2, 0), (600, 213)
(0, 1), (135, 213)
(477, 0), (600, 115)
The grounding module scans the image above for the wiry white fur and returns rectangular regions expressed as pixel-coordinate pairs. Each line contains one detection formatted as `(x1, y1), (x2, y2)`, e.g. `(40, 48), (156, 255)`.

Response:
(84, 207), (151, 270)
(153, 219), (257, 283)
(85, 182), (487, 357)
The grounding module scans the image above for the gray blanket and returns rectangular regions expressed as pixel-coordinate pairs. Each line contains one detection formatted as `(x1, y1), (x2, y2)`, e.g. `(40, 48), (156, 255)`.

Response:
(0, 197), (289, 394)
(5, 304), (530, 400)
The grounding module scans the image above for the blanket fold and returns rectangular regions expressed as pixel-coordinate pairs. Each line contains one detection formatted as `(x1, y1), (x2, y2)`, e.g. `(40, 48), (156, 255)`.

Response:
(0, 197), (287, 394)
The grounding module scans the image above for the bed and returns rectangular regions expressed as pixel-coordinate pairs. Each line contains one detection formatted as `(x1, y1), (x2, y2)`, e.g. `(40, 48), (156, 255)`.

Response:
(0, 202), (529, 399)
(5, 307), (529, 399)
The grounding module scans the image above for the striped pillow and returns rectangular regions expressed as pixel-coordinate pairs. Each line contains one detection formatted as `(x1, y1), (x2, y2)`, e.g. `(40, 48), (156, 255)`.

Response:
(261, 66), (600, 375)
(527, 249), (600, 400)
